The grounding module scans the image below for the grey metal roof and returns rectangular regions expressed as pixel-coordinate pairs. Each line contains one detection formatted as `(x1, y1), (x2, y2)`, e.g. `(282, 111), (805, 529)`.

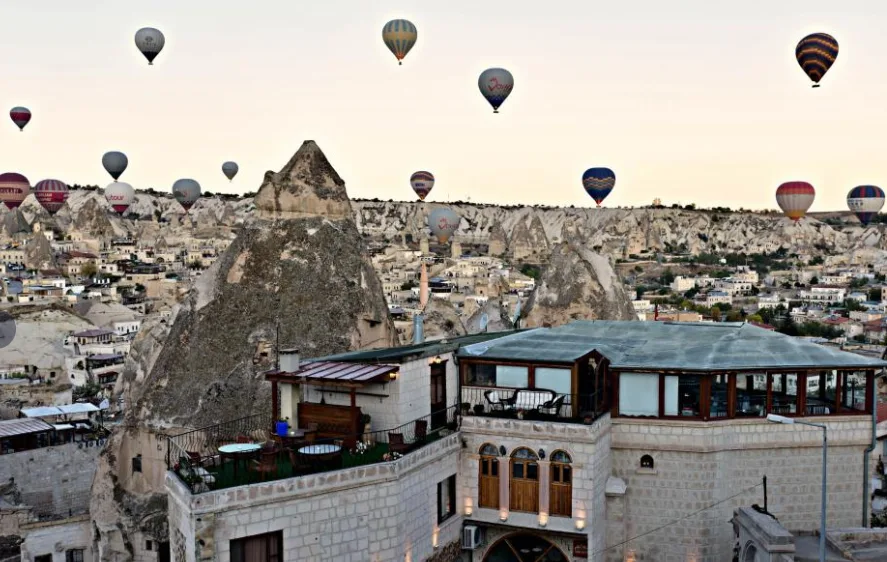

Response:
(270, 361), (399, 384)
(0, 417), (54, 438)
(458, 321), (887, 372)
(316, 330), (525, 363)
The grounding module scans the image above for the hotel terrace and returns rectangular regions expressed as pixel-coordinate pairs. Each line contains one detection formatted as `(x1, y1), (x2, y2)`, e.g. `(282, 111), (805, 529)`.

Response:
(165, 321), (886, 562)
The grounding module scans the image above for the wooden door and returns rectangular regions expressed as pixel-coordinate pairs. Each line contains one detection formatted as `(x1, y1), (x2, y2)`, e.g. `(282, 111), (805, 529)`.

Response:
(430, 362), (447, 430)
(509, 449), (539, 513)
(479, 453), (499, 508)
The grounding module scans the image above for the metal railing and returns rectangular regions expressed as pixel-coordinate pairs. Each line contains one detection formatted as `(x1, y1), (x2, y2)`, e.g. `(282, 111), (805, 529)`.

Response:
(460, 387), (605, 424)
(167, 405), (460, 494)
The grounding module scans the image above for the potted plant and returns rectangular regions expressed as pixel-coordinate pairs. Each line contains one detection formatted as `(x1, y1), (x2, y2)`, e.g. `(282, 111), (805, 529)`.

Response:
(516, 409), (526, 420)
(275, 417), (289, 437)
(460, 402), (471, 416)
(473, 404), (485, 415)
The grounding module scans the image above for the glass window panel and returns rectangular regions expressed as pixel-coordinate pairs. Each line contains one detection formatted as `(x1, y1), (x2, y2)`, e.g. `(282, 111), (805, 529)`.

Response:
(770, 373), (798, 414)
(535, 367), (572, 395)
(550, 450), (571, 463)
(842, 371), (866, 410)
(563, 466), (571, 483)
(496, 365), (529, 388)
(527, 463), (538, 480)
(736, 373), (766, 417)
(492, 461), (498, 477)
(467, 363), (496, 386)
(710, 374), (729, 418)
(512, 448), (538, 460)
(664, 376), (679, 416)
(619, 373), (659, 417)
(480, 444), (498, 456)
(665, 375), (701, 416)
(513, 464), (524, 478)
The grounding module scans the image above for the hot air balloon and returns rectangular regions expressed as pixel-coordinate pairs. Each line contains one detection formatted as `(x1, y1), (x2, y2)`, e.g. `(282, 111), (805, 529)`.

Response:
(382, 19), (417, 65)
(776, 181), (815, 222)
(0, 173), (30, 210)
(796, 33), (838, 88)
(582, 168), (616, 207)
(135, 28), (165, 65)
(410, 171), (435, 201)
(9, 107), (31, 131)
(847, 185), (885, 226)
(102, 151), (128, 181)
(173, 179), (201, 213)
(478, 68), (514, 113)
(428, 208), (461, 243)
(33, 179), (69, 215)
(105, 182), (135, 215)
(222, 161), (239, 181)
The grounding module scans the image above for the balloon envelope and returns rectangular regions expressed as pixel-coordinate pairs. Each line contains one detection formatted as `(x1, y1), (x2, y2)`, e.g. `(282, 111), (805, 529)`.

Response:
(135, 27), (165, 65)
(9, 107), (31, 131)
(428, 208), (461, 243)
(776, 181), (815, 222)
(105, 182), (135, 215)
(582, 168), (616, 207)
(796, 33), (838, 85)
(222, 161), (239, 181)
(410, 171), (435, 201)
(382, 19), (417, 65)
(34, 179), (69, 215)
(173, 179), (201, 212)
(478, 68), (514, 113)
(102, 151), (128, 180)
(0, 173), (30, 210)
(847, 185), (885, 226)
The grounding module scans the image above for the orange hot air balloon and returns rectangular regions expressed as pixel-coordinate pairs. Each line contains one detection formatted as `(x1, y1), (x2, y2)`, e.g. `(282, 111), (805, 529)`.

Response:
(776, 181), (815, 221)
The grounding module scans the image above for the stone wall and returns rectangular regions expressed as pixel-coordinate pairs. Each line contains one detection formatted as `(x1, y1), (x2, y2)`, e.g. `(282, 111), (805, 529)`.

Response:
(167, 432), (463, 562)
(0, 442), (100, 519)
(607, 417), (871, 562)
(459, 415), (612, 559)
(18, 515), (93, 562)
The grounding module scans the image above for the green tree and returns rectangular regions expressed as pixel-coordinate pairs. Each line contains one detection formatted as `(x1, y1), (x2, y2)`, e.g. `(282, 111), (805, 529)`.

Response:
(710, 306), (721, 321)
(746, 314), (763, 323)
(868, 288), (882, 302)
(79, 262), (97, 278)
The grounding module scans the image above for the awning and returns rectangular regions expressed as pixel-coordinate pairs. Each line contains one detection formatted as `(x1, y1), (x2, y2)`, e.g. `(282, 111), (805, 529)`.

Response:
(58, 403), (99, 415)
(53, 424), (75, 431)
(266, 361), (399, 385)
(0, 418), (54, 438)
(21, 403), (100, 417)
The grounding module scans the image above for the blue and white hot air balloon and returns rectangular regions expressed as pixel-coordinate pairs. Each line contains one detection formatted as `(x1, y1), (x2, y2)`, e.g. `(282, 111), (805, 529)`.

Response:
(582, 167), (616, 207)
(847, 185), (885, 226)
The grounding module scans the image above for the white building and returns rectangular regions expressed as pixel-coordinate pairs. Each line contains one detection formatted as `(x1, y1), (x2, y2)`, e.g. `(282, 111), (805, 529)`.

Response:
(705, 290), (732, 307)
(670, 276), (696, 293)
(714, 278), (753, 296)
(800, 285), (847, 304)
(756, 293), (783, 309)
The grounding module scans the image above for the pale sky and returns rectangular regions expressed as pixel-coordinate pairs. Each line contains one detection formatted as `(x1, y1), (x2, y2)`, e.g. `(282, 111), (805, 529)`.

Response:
(3, 0), (886, 211)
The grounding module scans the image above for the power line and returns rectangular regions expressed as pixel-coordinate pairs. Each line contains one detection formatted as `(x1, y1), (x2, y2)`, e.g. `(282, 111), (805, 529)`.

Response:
(593, 482), (763, 557)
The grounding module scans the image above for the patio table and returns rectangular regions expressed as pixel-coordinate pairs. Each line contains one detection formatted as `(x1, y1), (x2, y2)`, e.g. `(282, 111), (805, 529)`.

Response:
(297, 444), (342, 470)
(219, 443), (261, 477)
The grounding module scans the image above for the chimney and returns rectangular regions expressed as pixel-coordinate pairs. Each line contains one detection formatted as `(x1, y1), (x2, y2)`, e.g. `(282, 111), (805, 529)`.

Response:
(279, 348), (300, 372)
(413, 313), (425, 344)
(419, 262), (429, 309)
(654, 303), (659, 321)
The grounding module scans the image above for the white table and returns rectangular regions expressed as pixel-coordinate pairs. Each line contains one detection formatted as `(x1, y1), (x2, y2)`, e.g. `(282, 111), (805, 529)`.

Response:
(219, 443), (262, 477)
(298, 444), (341, 455)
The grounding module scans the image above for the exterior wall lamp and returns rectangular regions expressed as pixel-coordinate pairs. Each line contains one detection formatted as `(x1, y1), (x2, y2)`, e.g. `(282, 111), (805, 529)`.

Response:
(538, 513), (548, 527)
(389, 371), (399, 381)
(575, 519), (586, 531)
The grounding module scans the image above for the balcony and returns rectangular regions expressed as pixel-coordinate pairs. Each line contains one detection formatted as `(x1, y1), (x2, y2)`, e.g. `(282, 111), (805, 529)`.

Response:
(167, 405), (460, 494)
(459, 387), (605, 425)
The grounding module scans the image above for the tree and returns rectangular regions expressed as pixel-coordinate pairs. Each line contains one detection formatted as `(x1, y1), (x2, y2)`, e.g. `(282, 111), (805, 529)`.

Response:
(80, 262), (97, 278)
(659, 268), (675, 286)
(747, 314), (763, 323)
(868, 287), (882, 302)
(710, 306), (721, 321)
(809, 276), (819, 285)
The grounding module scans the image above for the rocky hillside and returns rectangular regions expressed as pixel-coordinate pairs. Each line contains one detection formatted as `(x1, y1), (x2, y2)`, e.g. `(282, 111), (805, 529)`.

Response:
(5, 188), (885, 258)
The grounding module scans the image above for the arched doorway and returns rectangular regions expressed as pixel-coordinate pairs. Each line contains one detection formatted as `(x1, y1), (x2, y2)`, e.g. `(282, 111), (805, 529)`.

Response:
(483, 533), (568, 562)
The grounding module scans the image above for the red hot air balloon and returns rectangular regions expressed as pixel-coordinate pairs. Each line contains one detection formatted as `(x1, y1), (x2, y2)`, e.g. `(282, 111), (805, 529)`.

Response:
(776, 181), (816, 222)
(34, 179), (70, 215)
(0, 173), (31, 210)
(9, 107), (31, 131)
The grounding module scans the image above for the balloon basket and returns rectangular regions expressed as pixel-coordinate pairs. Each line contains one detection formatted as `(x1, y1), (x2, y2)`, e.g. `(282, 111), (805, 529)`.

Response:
(812, 84), (820, 88)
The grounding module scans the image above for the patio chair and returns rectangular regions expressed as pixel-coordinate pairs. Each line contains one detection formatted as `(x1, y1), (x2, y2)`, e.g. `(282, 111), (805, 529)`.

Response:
(186, 451), (203, 467)
(236, 435), (250, 443)
(249, 451), (278, 481)
(537, 394), (565, 418)
(388, 432), (409, 455)
(415, 420), (427, 443)
(484, 390), (515, 413)
(286, 448), (311, 476)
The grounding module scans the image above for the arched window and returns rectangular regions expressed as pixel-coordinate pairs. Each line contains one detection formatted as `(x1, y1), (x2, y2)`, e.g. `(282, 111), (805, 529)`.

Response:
(510, 448), (539, 513)
(640, 454), (654, 469)
(549, 450), (572, 517)
(743, 543), (759, 562)
(478, 444), (499, 509)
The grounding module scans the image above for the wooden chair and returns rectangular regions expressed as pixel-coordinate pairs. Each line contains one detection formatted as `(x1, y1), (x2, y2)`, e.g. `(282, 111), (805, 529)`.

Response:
(249, 451), (278, 481)
(236, 435), (250, 443)
(186, 451), (203, 467)
(388, 432), (408, 455)
(414, 420), (427, 443)
(286, 448), (311, 476)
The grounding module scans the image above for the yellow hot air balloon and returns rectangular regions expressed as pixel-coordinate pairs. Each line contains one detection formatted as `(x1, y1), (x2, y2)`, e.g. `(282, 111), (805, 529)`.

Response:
(382, 19), (417, 65)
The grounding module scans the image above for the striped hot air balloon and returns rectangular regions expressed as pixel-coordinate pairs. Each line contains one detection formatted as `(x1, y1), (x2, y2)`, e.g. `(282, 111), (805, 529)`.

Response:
(0, 173), (30, 210)
(847, 185), (885, 226)
(796, 33), (838, 88)
(382, 19), (417, 65)
(582, 167), (616, 207)
(34, 179), (70, 215)
(9, 107), (31, 131)
(410, 171), (435, 201)
(776, 181), (815, 222)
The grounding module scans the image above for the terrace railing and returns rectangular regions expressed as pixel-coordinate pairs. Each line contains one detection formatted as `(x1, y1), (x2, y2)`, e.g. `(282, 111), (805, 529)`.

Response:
(460, 387), (605, 425)
(167, 405), (460, 494)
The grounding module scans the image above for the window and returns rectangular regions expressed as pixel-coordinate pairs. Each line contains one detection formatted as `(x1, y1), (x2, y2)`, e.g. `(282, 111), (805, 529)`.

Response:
(466, 363), (495, 386)
(146, 540), (153, 551)
(841, 371), (866, 411)
(478, 444), (500, 509)
(640, 454), (654, 469)
(549, 450), (572, 517)
(496, 365), (528, 388)
(807, 371), (836, 415)
(510, 448), (539, 513)
(770, 373), (798, 414)
(736, 373), (766, 417)
(618, 373), (658, 416)
(535, 367), (571, 395)
(66, 549), (85, 562)
(132, 455), (142, 473)
(437, 475), (456, 523)
(36, 556), (52, 562)
(230, 531), (283, 562)
(664, 375), (701, 417)
(709, 374), (729, 418)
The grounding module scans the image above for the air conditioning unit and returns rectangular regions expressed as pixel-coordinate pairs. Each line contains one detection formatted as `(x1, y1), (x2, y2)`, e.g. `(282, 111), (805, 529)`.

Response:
(462, 525), (482, 550)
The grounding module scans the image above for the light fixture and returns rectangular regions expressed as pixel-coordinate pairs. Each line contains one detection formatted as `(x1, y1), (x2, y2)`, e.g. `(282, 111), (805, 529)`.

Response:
(499, 445), (507, 456)
(538, 449), (545, 460)
(538, 513), (548, 527)
(767, 413), (793, 425)
(432, 527), (439, 549)
(500, 509), (509, 521)
(575, 519), (586, 531)
(465, 499), (474, 517)
(431, 355), (443, 364)
(389, 371), (399, 381)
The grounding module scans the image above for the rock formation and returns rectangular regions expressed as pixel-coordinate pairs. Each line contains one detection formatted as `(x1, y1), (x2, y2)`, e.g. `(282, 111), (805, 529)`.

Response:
(464, 299), (514, 334)
(72, 196), (117, 238)
(524, 243), (637, 327)
(91, 141), (399, 558)
(23, 233), (56, 271)
(488, 221), (508, 256)
(510, 216), (550, 261)
(421, 298), (467, 341)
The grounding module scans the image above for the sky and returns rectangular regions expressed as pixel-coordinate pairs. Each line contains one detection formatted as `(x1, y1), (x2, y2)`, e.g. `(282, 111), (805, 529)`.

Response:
(3, 0), (887, 212)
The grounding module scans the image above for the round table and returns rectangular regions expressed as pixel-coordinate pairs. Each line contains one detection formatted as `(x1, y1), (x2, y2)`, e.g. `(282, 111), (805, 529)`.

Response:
(297, 444), (342, 471)
(298, 444), (340, 455)
(219, 443), (261, 478)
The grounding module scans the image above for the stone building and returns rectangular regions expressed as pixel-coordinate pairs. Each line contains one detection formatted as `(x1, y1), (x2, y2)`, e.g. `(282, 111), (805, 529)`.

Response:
(164, 321), (884, 562)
